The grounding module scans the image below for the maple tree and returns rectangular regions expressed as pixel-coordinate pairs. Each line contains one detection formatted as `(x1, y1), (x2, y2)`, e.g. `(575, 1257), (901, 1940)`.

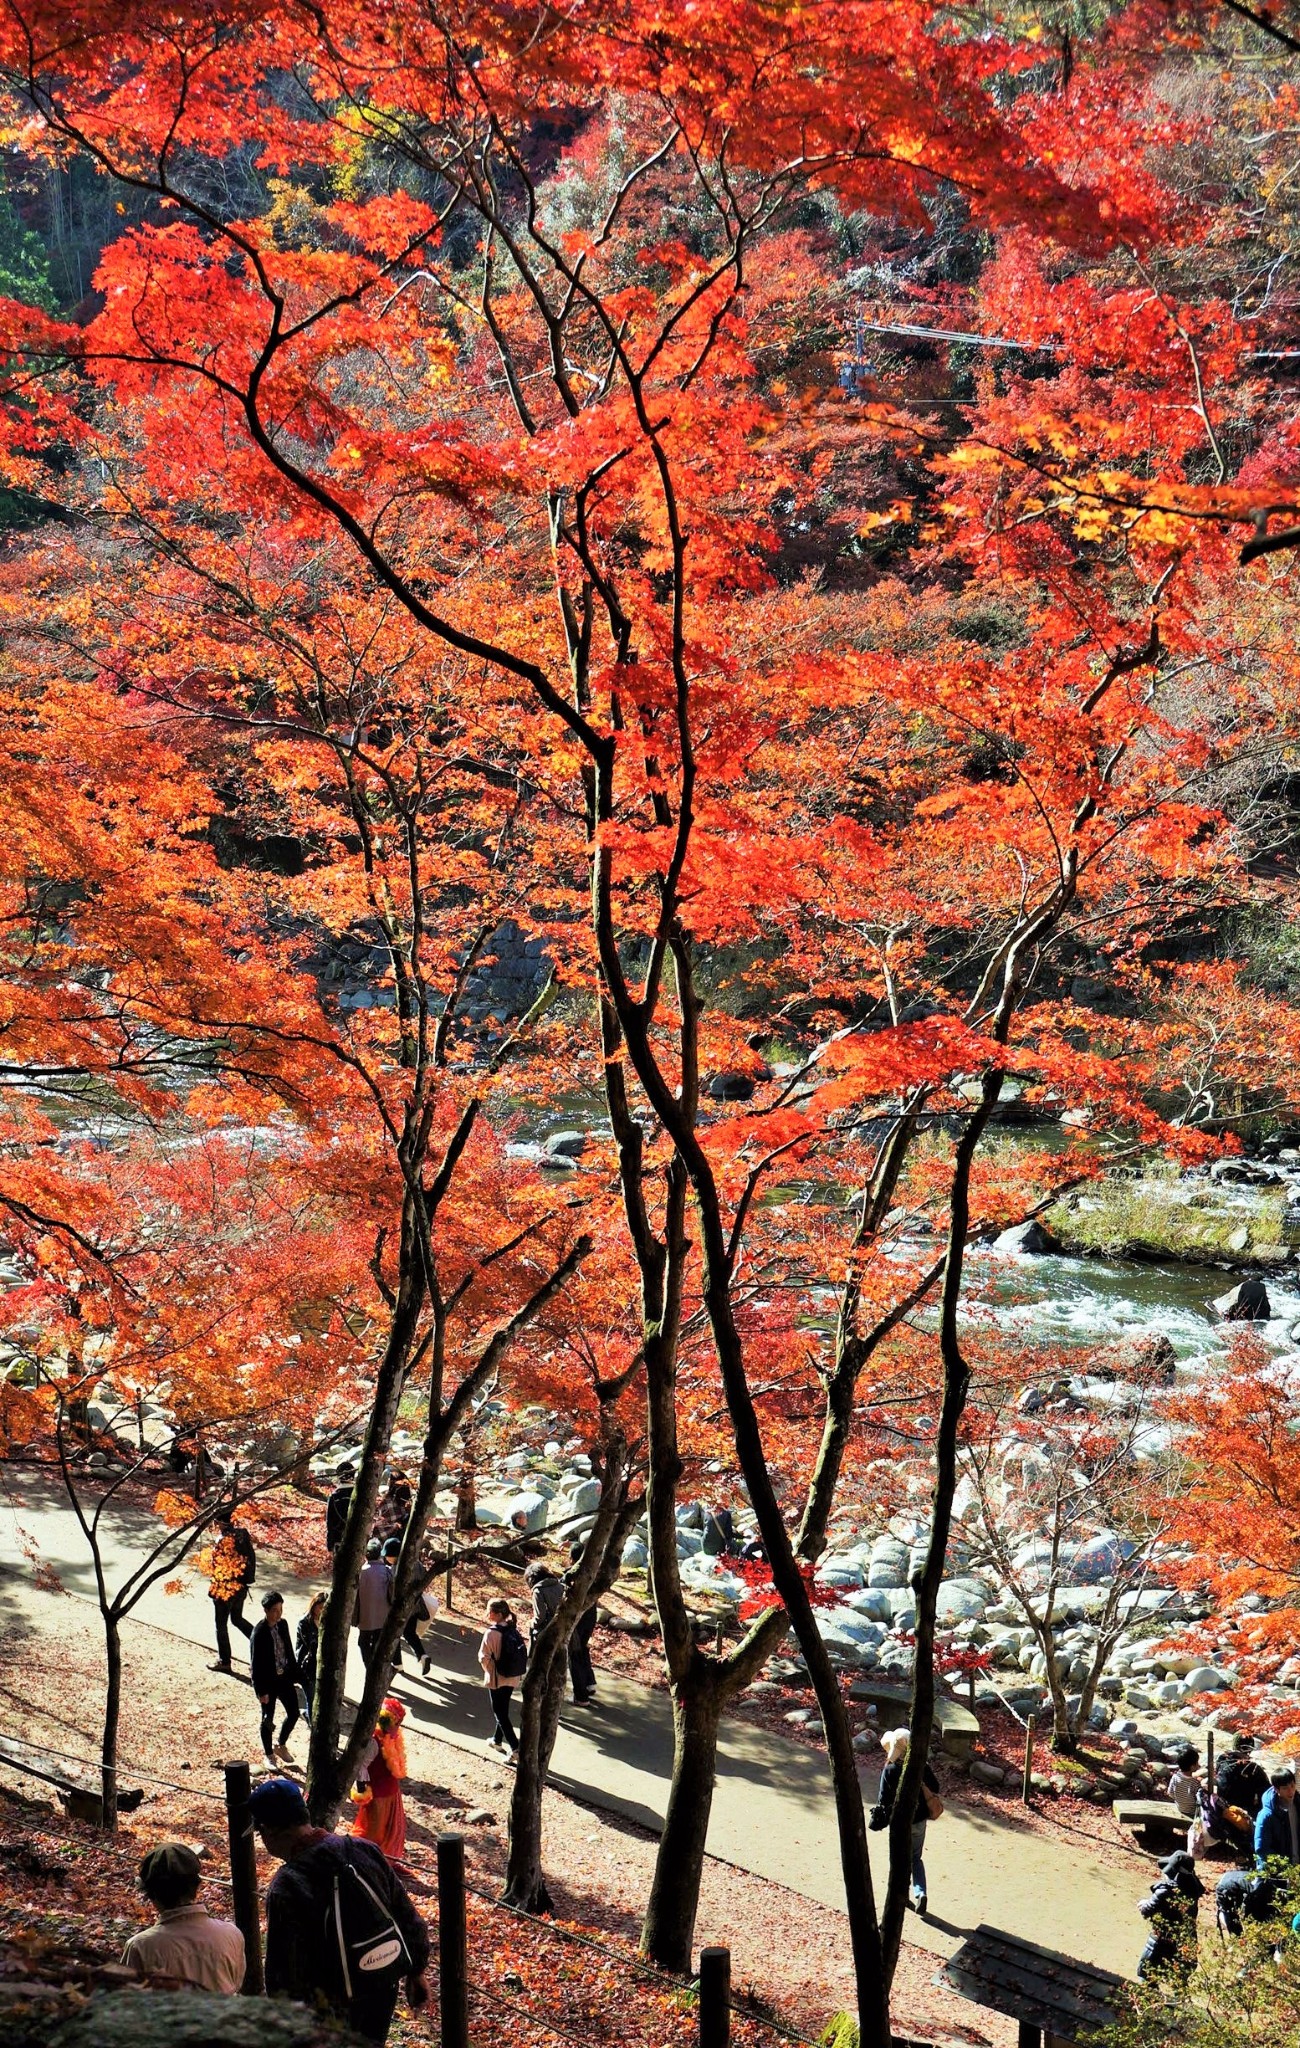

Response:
(1, 3), (1300, 2041)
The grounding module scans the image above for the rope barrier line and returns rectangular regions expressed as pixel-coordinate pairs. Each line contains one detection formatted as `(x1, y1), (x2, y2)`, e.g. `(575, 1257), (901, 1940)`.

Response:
(4, 1729), (814, 2046)
(0, 1729), (227, 1804)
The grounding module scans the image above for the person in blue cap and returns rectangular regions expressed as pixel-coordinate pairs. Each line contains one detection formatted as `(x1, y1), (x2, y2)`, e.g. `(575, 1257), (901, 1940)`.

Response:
(247, 1776), (429, 2043)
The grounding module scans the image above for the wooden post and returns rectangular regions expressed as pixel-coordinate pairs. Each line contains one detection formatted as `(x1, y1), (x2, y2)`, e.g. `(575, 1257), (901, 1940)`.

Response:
(699, 1945), (731, 2048)
(1206, 1730), (1215, 1785)
(1022, 1712), (1036, 1804)
(438, 1831), (469, 2048)
(445, 1564), (454, 1612)
(1017, 2023), (1042, 2048)
(223, 1760), (264, 1995)
(136, 1392), (145, 1451)
(968, 1669), (976, 1710)
(714, 1618), (725, 1655)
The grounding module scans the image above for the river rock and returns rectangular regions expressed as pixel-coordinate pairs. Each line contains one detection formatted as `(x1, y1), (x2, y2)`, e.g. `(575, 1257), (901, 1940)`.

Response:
(1184, 1665), (1231, 1692)
(845, 1587), (895, 1622)
(1070, 1532), (1136, 1584)
(970, 1759), (1007, 1787)
(937, 1578), (992, 1624)
(565, 1477), (602, 1515)
(994, 1219), (1061, 1255)
(705, 1069), (760, 1101)
(504, 1490), (550, 1535)
(817, 1561), (864, 1590)
(620, 1535), (649, 1569)
(1213, 1278), (1272, 1321)
(867, 1539), (910, 1589)
(544, 1129), (589, 1160)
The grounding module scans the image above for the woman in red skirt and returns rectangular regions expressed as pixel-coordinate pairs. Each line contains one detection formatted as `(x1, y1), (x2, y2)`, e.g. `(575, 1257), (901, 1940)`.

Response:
(351, 1696), (409, 1863)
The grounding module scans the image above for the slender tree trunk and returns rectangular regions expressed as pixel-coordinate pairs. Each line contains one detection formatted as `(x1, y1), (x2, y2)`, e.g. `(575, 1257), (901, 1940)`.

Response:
(503, 1638), (568, 1913)
(505, 1443), (641, 1912)
(307, 1275), (422, 1822)
(883, 1069), (1004, 1981)
(641, 1668), (723, 1972)
(100, 1608), (121, 1832)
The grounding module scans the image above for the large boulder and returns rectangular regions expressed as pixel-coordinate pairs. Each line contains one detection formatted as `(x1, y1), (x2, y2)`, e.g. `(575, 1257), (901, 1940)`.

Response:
(845, 1587), (895, 1623)
(1183, 1664), (1231, 1693)
(937, 1577), (993, 1624)
(1069, 1532), (1136, 1585)
(543, 1129), (589, 1161)
(49, 1992), (368, 2048)
(620, 1535), (649, 1570)
(565, 1477), (603, 1516)
(504, 1490), (550, 1535)
(1213, 1278), (1272, 1321)
(866, 1538), (910, 1589)
(994, 1219), (1061, 1256)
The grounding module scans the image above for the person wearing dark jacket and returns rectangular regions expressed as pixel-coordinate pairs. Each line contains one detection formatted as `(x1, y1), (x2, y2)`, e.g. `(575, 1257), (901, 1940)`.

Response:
(562, 1558), (598, 1702)
(873, 1728), (940, 1917)
(1215, 1733), (1271, 1852)
(1216, 1735), (1270, 1817)
(1138, 1851), (1204, 1978)
(208, 1515), (257, 1672)
(248, 1776), (429, 2044)
(1255, 1768), (1300, 1865)
(325, 1467), (355, 1555)
(251, 1592), (301, 1764)
(295, 1594), (326, 1727)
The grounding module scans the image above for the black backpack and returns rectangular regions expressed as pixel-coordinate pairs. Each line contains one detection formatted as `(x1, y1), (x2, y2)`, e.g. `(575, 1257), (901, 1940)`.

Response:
(313, 1843), (412, 1998)
(496, 1618), (529, 1680)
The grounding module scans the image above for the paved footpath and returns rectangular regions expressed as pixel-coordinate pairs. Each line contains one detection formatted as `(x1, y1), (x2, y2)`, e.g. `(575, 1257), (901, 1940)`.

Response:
(0, 1474), (1151, 1978)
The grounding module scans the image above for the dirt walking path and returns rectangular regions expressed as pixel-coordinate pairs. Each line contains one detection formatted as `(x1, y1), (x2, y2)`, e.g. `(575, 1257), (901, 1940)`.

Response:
(0, 1473), (1152, 1987)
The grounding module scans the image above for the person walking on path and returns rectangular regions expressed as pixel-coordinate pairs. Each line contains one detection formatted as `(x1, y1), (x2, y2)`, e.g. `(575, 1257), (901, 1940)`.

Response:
(351, 1696), (410, 1863)
(1137, 1851), (1204, 1978)
(248, 1776), (429, 2045)
(207, 1513), (256, 1673)
(872, 1728), (941, 1918)
(122, 1843), (245, 1992)
(479, 1597), (526, 1758)
(378, 1536), (427, 1664)
(377, 1475), (413, 1546)
(251, 1591), (301, 1765)
(295, 1593), (326, 1727)
(355, 1538), (393, 1669)
(1255, 1767), (1300, 1865)
(325, 1465), (355, 1555)
(562, 1551), (598, 1703)
(525, 1561), (564, 1645)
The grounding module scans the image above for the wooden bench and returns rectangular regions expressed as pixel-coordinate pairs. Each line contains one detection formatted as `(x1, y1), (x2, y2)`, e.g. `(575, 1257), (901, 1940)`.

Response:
(1112, 1797), (1189, 1851)
(0, 1734), (143, 1825)
(846, 1680), (980, 1759)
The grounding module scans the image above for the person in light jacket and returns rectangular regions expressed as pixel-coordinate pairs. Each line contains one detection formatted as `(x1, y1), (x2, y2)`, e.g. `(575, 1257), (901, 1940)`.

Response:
(874, 1728), (941, 1918)
(354, 1538), (393, 1668)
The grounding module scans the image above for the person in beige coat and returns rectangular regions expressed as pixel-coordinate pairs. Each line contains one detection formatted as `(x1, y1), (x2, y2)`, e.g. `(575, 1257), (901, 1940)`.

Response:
(122, 1843), (245, 1992)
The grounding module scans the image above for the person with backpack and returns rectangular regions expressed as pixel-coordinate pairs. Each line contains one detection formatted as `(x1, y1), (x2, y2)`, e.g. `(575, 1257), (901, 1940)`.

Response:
(479, 1597), (527, 1757)
(248, 1776), (429, 2045)
(870, 1728), (942, 1918)
(1137, 1851), (1204, 1978)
